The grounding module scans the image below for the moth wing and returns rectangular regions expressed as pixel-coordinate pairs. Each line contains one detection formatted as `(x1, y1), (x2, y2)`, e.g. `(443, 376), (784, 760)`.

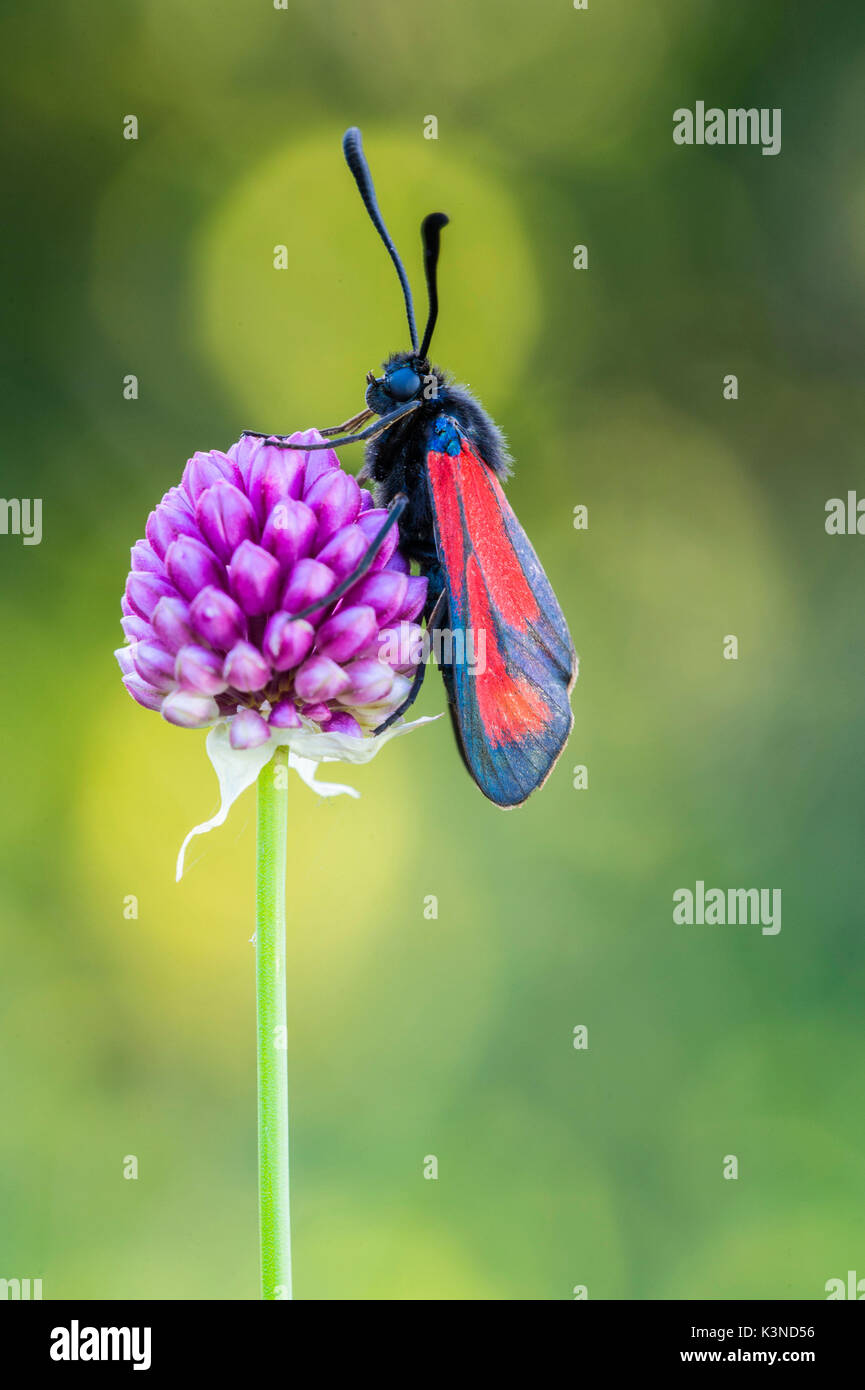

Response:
(426, 430), (576, 806)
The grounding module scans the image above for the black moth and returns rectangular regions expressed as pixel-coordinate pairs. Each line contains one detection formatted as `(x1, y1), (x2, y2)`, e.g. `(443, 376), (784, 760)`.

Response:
(243, 128), (576, 805)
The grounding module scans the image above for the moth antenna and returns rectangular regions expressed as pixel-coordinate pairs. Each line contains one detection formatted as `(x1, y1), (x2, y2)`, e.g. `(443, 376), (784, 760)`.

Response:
(418, 212), (449, 360)
(342, 127), (418, 351)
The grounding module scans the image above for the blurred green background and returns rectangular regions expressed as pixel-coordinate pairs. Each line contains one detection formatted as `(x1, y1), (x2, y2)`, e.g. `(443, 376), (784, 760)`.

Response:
(2, 0), (864, 1300)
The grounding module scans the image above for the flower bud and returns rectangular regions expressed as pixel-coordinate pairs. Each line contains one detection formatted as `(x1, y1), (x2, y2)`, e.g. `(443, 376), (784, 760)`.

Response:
(119, 434), (428, 745)
(229, 708), (271, 749)
(226, 433), (263, 483)
(223, 641), (271, 692)
(146, 491), (201, 558)
(281, 559), (336, 621)
(133, 641), (177, 690)
(189, 586), (246, 650)
(377, 621), (425, 672)
(165, 535), (226, 600)
(298, 431), (340, 490)
(243, 443), (306, 523)
(130, 540), (162, 573)
(314, 605), (379, 663)
(196, 481), (257, 560)
(260, 498), (317, 570)
(114, 645), (137, 677)
(123, 675), (164, 711)
(327, 712), (363, 738)
(175, 644), (228, 696)
(151, 596), (194, 652)
(396, 574), (429, 621)
(262, 613), (315, 672)
(371, 672), (413, 714)
(304, 468), (361, 546)
(161, 689), (220, 728)
(125, 571), (177, 620)
(268, 700), (302, 729)
(182, 450), (241, 503)
(293, 654), (353, 702)
(338, 658), (395, 706)
(121, 614), (151, 643)
(299, 702), (332, 723)
(356, 508), (399, 570)
(229, 540), (282, 616)
(340, 571), (408, 626)
(316, 523), (368, 581)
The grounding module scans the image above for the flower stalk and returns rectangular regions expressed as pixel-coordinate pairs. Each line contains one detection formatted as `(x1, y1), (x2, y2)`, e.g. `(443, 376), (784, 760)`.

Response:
(116, 430), (439, 1295)
(255, 745), (292, 1299)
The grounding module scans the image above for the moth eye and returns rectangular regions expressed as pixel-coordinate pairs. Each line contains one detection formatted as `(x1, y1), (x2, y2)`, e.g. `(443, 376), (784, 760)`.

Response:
(386, 367), (421, 400)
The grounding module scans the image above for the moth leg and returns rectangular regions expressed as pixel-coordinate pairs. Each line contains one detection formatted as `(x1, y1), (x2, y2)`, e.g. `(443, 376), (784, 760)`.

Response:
(320, 408), (373, 436)
(374, 589), (448, 734)
(244, 409), (373, 442)
(374, 657), (429, 734)
(271, 399), (422, 450)
(286, 494), (408, 620)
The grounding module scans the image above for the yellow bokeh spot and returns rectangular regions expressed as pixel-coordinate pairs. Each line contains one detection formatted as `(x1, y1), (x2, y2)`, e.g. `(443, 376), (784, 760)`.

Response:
(194, 127), (540, 429)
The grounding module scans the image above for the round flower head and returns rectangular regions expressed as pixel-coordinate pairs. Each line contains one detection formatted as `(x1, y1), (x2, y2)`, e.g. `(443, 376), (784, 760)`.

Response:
(117, 431), (428, 749)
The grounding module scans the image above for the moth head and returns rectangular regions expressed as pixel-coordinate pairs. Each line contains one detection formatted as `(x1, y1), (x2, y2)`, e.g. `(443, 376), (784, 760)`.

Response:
(364, 352), (428, 413)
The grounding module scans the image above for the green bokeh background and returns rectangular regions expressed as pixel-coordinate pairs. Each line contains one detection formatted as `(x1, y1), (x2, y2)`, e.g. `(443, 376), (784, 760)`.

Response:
(2, 0), (864, 1300)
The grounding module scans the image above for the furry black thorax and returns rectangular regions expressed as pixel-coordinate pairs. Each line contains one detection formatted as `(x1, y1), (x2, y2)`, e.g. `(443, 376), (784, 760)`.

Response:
(360, 352), (511, 566)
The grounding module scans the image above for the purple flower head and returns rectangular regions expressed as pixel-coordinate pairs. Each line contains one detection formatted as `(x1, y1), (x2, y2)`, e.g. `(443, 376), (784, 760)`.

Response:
(116, 432), (427, 742)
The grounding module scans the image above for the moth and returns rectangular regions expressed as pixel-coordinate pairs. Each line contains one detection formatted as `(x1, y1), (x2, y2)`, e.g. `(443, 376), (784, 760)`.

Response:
(244, 128), (576, 805)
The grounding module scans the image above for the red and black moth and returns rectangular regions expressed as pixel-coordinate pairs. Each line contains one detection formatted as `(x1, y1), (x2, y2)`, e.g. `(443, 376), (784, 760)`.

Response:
(243, 128), (577, 806)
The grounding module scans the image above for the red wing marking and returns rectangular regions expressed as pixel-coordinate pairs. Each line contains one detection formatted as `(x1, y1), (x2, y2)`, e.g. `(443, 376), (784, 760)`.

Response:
(428, 444), (540, 630)
(426, 427), (575, 802)
(457, 447), (539, 628)
(465, 553), (550, 744)
(426, 450), (466, 581)
(428, 445), (551, 747)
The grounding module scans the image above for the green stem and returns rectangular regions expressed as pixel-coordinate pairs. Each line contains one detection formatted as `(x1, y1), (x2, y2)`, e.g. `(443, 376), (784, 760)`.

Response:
(255, 745), (292, 1299)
